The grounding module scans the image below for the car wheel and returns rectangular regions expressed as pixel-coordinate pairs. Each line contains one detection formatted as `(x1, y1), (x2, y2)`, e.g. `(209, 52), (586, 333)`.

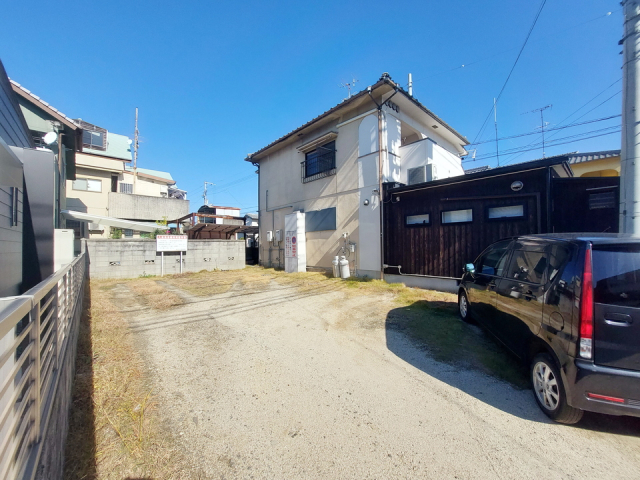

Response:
(530, 353), (583, 424)
(458, 291), (472, 323)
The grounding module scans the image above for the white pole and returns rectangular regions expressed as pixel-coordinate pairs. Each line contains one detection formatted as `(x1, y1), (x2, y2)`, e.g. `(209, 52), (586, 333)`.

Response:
(161, 251), (164, 276)
(621, 1), (640, 233)
(180, 251), (183, 274)
(408, 73), (413, 97)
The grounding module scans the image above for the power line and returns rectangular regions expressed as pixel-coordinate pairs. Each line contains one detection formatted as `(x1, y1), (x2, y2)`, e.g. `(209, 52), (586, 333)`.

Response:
(495, 84), (622, 166)
(405, 10), (617, 87)
(471, 129), (620, 163)
(466, 115), (620, 147)
(471, 0), (548, 145)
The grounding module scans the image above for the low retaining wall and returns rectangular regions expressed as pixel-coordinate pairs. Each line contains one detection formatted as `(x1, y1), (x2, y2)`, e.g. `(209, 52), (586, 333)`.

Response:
(383, 274), (460, 294)
(86, 239), (245, 279)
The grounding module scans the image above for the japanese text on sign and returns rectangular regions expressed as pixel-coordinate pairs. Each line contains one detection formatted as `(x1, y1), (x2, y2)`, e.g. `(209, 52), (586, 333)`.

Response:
(156, 234), (188, 252)
(285, 231), (297, 258)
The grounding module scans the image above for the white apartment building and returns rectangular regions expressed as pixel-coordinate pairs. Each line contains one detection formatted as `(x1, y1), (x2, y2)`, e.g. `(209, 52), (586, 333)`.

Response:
(246, 73), (468, 278)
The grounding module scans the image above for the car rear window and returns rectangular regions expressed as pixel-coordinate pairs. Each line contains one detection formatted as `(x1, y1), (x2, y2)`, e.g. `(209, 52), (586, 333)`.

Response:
(593, 244), (640, 308)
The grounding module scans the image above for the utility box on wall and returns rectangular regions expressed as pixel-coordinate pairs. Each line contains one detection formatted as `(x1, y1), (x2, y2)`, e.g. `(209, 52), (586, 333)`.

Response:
(284, 211), (306, 273)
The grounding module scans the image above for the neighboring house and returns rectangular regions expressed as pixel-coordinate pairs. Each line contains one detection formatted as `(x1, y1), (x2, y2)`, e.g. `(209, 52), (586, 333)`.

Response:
(11, 78), (82, 229)
(245, 73), (469, 277)
(567, 150), (620, 177)
(465, 150), (622, 178)
(64, 119), (189, 239)
(244, 212), (258, 226)
(2, 61), (71, 293)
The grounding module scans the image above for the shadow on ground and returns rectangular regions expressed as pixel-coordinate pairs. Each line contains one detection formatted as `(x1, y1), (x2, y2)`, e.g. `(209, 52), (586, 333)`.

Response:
(63, 281), (97, 479)
(386, 300), (640, 435)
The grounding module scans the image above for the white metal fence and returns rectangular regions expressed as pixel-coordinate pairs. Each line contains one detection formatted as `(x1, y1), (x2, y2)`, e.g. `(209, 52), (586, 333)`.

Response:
(0, 252), (86, 480)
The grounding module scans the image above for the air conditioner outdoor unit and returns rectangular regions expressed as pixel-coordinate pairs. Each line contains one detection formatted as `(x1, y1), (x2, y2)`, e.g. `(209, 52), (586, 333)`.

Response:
(88, 222), (104, 231)
(407, 164), (433, 185)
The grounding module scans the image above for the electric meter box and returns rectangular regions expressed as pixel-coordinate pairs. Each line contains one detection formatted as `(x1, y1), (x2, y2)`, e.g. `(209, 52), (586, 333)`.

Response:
(275, 229), (282, 242)
(266, 230), (273, 242)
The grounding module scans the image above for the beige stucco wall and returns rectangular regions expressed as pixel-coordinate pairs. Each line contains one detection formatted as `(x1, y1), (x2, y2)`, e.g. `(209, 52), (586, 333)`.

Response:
(570, 156), (620, 177)
(259, 117), (363, 272)
(257, 96), (466, 276)
(121, 171), (169, 197)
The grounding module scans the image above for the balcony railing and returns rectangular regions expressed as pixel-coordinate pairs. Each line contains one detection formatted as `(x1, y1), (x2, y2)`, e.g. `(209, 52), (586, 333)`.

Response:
(0, 252), (86, 480)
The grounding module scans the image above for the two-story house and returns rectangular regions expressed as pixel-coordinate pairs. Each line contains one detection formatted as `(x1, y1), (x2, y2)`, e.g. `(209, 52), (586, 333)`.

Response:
(245, 73), (468, 277)
(63, 119), (189, 239)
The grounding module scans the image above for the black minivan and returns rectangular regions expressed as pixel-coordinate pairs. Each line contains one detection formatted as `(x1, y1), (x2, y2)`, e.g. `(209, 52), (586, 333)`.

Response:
(458, 234), (640, 424)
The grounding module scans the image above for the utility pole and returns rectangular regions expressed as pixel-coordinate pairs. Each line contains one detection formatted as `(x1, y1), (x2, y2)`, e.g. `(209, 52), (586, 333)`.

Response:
(494, 98), (499, 166)
(523, 104), (552, 157)
(133, 107), (139, 194)
(202, 181), (215, 205)
(621, 1), (640, 233)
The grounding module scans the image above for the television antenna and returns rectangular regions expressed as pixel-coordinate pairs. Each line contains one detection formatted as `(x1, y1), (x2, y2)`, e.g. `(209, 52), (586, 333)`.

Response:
(203, 181), (215, 206)
(522, 104), (552, 157)
(340, 77), (358, 98)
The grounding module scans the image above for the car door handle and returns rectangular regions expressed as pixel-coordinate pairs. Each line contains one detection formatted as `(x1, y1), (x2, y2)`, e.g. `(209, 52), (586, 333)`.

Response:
(604, 314), (633, 327)
(488, 283), (496, 290)
(524, 290), (536, 301)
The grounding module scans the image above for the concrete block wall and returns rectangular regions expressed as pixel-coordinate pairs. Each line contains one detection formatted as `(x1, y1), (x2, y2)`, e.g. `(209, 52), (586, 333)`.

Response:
(86, 239), (245, 279)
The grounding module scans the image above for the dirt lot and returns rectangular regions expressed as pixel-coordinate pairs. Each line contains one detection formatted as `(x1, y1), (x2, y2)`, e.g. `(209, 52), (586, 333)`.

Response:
(70, 267), (640, 479)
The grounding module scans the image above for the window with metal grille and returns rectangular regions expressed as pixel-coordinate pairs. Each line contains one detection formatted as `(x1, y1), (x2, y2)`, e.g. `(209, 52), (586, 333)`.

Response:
(76, 119), (108, 151)
(302, 141), (336, 183)
(119, 183), (133, 194)
(589, 191), (616, 210)
(123, 229), (134, 238)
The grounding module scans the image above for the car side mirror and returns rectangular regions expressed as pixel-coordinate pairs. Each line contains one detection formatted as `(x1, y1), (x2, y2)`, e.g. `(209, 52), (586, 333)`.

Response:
(464, 263), (475, 274)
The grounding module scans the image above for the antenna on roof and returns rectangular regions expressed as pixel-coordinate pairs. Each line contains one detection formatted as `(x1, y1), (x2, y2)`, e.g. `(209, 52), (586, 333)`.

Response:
(408, 73), (413, 97)
(340, 77), (358, 99)
(203, 181), (215, 206)
(522, 104), (552, 158)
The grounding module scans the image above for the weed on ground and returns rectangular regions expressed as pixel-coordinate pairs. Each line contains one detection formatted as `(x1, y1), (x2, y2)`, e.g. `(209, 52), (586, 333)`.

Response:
(64, 280), (196, 480)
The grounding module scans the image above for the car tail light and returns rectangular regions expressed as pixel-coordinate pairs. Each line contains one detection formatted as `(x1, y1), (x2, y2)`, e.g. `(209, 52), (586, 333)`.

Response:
(579, 244), (594, 359)
(587, 393), (625, 403)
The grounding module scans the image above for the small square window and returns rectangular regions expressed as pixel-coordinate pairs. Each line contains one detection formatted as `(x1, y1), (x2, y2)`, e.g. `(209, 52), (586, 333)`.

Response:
(487, 205), (524, 219)
(442, 209), (472, 224)
(406, 214), (430, 226)
(123, 229), (134, 238)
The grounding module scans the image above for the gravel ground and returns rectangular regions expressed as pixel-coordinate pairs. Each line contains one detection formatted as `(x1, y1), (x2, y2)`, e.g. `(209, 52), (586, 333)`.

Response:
(114, 275), (640, 480)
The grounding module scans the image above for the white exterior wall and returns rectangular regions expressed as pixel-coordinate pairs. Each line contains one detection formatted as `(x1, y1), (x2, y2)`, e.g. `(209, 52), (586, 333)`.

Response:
(257, 95), (465, 277)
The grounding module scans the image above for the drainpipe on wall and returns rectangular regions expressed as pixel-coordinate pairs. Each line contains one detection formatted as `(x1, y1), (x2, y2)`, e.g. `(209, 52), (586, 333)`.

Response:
(368, 78), (399, 280)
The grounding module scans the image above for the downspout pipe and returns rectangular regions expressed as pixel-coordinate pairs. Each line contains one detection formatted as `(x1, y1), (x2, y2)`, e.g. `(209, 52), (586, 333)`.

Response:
(367, 83), (399, 280)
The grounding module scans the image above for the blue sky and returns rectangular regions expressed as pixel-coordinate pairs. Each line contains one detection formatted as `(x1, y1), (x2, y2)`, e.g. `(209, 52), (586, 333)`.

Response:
(0, 0), (623, 212)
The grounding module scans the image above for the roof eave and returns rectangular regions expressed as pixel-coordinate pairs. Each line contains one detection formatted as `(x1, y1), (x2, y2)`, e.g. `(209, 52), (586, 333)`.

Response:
(246, 76), (468, 162)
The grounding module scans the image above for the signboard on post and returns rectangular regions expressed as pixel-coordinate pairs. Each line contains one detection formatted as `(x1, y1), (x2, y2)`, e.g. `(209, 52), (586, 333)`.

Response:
(156, 235), (188, 252)
(156, 234), (188, 275)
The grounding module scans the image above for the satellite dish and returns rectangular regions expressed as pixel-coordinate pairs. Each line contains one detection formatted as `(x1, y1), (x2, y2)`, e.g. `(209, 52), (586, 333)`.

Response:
(127, 139), (133, 145)
(43, 132), (57, 145)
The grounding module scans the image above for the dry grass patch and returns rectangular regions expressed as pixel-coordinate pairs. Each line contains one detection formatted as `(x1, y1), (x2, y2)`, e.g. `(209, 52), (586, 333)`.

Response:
(129, 278), (184, 309)
(64, 280), (197, 480)
(163, 267), (276, 296)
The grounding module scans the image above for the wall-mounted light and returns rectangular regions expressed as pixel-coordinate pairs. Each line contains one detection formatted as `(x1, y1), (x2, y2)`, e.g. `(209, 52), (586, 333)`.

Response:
(363, 199), (370, 206)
